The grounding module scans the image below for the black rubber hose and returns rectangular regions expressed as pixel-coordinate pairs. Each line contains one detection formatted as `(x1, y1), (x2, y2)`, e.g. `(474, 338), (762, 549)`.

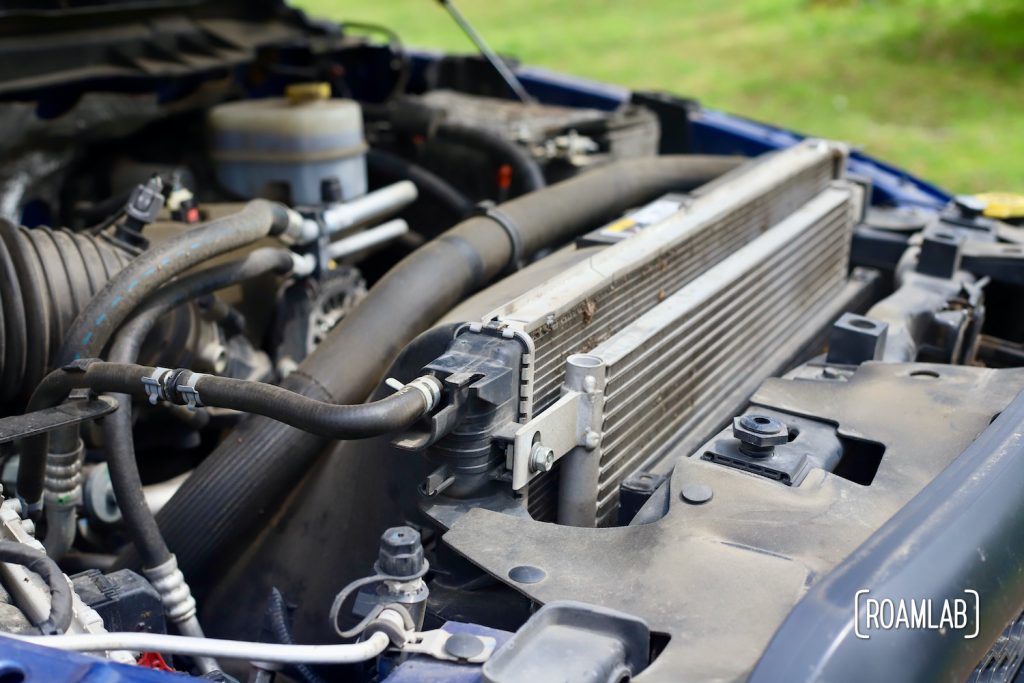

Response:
(17, 362), (436, 520)
(435, 122), (546, 194)
(57, 199), (296, 366)
(367, 148), (475, 220)
(109, 248), (295, 365)
(17, 201), (296, 509)
(0, 540), (73, 635)
(143, 155), (743, 581)
(176, 371), (434, 439)
(103, 248), (295, 569)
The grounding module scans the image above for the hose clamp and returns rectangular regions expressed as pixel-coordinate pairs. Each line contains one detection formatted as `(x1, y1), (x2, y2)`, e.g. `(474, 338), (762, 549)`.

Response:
(142, 367), (172, 405)
(391, 376), (442, 412)
(176, 372), (205, 410)
(474, 202), (524, 273)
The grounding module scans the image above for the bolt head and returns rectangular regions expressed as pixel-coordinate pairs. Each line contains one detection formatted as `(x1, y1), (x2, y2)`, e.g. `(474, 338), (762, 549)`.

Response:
(529, 444), (555, 473)
(584, 430), (601, 450)
(733, 414), (788, 447)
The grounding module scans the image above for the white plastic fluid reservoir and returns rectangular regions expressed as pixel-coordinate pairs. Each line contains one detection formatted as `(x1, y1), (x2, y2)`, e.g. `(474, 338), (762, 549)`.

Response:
(208, 83), (367, 206)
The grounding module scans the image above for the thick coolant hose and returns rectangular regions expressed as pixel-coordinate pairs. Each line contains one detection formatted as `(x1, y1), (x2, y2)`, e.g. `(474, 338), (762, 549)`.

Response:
(57, 199), (298, 366)
(104, 248), (296, 570)
(435, 122), (546, 194)
(367, 148), (475, 221)
(145, 155), (744, 581)
(16, 200), (299, 510)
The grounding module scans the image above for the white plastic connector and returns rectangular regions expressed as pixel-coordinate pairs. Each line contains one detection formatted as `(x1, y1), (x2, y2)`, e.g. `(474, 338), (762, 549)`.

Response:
(387, 375), (441, 412)
(289, 251), (317, 277)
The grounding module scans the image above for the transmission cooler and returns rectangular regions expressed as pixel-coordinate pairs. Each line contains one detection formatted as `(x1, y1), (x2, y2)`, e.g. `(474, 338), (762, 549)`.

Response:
(421, 140), (865, 525)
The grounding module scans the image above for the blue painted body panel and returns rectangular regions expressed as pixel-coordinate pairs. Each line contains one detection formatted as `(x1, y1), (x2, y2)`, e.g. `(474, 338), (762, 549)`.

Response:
(0, 636), (180, 682)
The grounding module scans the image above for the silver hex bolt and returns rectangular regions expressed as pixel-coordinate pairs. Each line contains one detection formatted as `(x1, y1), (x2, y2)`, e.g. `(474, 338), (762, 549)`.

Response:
(529, 443), (555, 473)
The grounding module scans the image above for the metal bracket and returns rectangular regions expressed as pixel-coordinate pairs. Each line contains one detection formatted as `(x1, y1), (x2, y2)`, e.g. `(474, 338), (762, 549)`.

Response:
(507, 354), (606, 491)
(0, 397), (117, 445)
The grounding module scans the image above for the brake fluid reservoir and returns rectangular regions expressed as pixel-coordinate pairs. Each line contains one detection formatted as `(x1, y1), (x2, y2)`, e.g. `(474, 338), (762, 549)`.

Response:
(208, 83), (367, 206)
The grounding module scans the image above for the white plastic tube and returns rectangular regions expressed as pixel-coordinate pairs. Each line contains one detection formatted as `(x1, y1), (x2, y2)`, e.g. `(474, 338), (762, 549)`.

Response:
(9, 630), (390, 665)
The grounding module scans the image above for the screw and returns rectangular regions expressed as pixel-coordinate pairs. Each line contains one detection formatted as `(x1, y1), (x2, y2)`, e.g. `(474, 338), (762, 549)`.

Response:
(529, 443), (555, 473)
(583, 430), (601, 450)
(733, 414), (788, 458)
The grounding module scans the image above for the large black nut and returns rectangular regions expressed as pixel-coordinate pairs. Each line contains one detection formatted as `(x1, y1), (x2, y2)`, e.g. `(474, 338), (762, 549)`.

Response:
(732, 414), (788, 448)
(377, 526), (425, 578)
(825, 313), (888, 365)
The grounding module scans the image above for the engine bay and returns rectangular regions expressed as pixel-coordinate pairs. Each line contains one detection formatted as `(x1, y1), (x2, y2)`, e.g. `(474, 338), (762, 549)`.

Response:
(0, 2), (1022, 682)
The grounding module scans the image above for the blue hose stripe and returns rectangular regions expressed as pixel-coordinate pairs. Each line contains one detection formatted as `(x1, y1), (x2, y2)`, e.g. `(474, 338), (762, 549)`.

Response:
(72, 232), (222, 358)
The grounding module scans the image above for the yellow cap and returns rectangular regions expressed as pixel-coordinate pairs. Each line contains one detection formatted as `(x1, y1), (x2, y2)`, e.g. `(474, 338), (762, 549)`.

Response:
(285, 82), (331, 105)
(975, 192), (1024, 220)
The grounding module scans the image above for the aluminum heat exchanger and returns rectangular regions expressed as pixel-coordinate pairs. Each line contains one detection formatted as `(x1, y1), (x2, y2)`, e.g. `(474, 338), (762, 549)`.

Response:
(459, 141), (862, 525)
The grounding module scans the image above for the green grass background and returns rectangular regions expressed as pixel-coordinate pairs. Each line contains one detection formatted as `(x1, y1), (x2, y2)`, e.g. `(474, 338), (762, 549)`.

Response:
(295, 0), (1023, 193)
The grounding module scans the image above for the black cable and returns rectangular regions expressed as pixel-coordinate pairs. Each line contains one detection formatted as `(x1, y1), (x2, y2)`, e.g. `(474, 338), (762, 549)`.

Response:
(266, 588), (327, 683)
(86, 207), (126, 236)
(0, 540), (72, 635)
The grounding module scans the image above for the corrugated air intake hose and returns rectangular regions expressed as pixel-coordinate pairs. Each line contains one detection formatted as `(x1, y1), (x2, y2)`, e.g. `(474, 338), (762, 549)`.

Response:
(0, 221), (133, 409)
